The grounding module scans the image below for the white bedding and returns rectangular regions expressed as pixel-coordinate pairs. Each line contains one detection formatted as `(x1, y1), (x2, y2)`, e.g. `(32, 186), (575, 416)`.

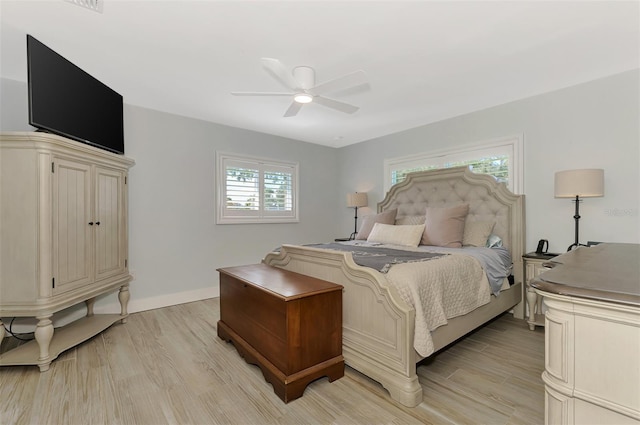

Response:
(386, 253), (491, 356)
(337, 241), (507, 356)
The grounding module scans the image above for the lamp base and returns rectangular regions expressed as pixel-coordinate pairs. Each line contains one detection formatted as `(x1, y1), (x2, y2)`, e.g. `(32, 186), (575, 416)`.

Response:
(350, 206), (360, 241)
(567, 242), (588, 251)
(567, 195), (584, 252)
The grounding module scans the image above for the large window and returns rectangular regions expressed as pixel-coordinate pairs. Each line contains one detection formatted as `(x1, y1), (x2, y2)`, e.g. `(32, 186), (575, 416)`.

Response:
(384, 135), (523, 193)
(217, 152), (299, 224)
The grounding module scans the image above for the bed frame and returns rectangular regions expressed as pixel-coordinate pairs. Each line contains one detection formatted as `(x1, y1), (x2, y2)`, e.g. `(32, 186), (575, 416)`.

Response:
(263, 166), (525, 407)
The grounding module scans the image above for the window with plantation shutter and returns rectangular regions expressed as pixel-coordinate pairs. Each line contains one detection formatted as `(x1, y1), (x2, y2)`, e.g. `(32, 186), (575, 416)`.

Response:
(217, 152), (298, 224)
(384, 135), (523, 194)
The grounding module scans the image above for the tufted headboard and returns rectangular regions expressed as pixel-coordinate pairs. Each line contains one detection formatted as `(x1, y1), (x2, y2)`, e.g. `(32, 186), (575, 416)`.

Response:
(378, 166), (525, 263)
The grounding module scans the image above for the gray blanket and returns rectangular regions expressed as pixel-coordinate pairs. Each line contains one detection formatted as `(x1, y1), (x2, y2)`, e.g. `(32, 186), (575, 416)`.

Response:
(306, 243), (447, 273)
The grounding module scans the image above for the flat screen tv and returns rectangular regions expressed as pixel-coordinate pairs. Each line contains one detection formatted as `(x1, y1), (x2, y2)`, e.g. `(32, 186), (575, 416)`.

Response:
(27, 35), (124, 154)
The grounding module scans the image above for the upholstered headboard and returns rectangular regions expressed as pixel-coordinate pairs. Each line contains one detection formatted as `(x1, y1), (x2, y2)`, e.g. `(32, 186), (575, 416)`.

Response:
(378, 166), (525, 261)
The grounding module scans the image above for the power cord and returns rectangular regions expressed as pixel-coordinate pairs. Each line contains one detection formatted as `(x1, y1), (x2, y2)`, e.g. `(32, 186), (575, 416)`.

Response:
(3, 318), (35, 341)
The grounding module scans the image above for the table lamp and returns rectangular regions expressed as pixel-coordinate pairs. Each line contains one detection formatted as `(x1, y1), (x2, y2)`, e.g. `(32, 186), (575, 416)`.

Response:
(347, 192), (368, 240)
(554, 169), (604, 251)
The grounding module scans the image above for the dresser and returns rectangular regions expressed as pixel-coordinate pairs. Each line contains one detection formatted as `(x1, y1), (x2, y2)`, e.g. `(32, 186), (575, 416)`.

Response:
(217, 263), (344, 403)
(0, 132), (134, 371)
(532, 244), (640, 424)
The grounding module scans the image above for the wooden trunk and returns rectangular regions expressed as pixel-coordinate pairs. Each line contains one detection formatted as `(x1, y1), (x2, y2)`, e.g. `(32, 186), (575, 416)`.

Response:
(217, 263), (344, 403)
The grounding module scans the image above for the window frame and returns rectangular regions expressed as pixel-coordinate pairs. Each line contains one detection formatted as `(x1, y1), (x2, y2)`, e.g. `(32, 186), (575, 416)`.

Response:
(383, 134), (524, 194)
(216, 152), (299, 224)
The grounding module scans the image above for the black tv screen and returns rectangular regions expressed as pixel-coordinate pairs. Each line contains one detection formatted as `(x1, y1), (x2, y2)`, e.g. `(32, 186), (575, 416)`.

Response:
(27, 35), (124, 154)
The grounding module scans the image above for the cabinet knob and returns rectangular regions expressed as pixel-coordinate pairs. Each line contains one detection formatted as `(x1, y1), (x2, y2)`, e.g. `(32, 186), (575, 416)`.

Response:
(95, 221), (101, 226)
(88, 222), (94, 226)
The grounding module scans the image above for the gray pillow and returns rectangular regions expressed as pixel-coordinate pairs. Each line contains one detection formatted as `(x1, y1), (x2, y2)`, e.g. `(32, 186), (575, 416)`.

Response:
(356, 209), (397, 240)
(421, 204), (469, 248)
(463, 221), (495, 247)
(395, 215), (426, 226)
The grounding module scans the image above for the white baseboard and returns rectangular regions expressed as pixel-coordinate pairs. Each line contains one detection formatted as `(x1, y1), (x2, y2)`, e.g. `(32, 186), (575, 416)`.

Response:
(95, 286), (220, 314)
(1, 286), (219, 336)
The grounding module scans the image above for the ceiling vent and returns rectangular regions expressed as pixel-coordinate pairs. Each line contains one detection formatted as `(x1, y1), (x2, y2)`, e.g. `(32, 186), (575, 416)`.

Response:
(64, 0), (103, 13)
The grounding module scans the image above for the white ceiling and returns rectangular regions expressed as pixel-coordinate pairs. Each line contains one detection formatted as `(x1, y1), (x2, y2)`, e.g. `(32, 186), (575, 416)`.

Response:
(1, 1), (638, 147)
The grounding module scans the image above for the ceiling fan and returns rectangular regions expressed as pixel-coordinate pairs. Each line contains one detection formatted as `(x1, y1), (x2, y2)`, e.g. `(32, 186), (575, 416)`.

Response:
(231, 58), (367, 117)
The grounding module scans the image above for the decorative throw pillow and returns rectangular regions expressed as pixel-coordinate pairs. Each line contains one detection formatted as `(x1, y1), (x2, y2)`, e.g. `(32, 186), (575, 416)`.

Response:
(463, 221), (495, 247)
(486, 234), (504, 248)
(356, 209), (397, 240)
(421, 204), (470, 248)
(367, 223), (425, 247)
(395, 215), (426, 226)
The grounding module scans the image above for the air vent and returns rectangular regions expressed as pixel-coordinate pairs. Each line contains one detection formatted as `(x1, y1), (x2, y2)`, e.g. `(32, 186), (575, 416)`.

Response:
(64, 0), (103, 13)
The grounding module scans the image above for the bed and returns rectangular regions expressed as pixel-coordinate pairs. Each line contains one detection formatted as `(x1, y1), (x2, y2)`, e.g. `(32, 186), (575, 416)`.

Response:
(263, 166), (525, 407)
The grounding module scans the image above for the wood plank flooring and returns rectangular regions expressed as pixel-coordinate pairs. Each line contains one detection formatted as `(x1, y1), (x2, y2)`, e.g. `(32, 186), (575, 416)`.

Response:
(0, 298), (545, 425)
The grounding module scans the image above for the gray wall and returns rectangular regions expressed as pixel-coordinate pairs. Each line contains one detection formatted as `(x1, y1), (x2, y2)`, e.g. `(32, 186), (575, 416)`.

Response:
(1, 77), (340, 315)
(124, 105), (340, 304)
(336, 70), (640, 254)
(1, 68), (639, 313)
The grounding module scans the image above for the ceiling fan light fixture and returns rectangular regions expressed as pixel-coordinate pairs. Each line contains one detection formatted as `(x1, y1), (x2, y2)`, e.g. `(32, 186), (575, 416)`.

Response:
(233, 58), (366, 116)
(294, 93), (313, 104)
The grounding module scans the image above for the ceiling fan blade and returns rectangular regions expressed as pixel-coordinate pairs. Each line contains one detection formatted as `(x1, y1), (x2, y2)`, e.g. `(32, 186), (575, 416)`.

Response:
(314, 96), (359, 114)
(283, 101), (303, 117)
(261, 58), (301, 91)
(231, 92), (293, 96)
(310, 70), (367, 95)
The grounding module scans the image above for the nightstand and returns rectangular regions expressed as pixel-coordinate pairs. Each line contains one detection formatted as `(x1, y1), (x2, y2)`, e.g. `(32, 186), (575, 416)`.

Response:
(523, 252), (560, 330)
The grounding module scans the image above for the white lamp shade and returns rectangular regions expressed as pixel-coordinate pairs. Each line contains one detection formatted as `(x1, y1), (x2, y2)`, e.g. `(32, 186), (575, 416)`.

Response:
(554, 169), (604, 198)
(347, 192), (368, 208)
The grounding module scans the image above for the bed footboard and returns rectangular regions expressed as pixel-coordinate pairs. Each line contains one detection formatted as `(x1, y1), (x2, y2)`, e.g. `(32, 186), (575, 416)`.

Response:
(263, 244), (423, 407)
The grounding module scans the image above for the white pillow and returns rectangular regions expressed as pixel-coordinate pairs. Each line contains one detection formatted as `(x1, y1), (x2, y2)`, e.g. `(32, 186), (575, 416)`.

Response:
(367, 223), (425, 247)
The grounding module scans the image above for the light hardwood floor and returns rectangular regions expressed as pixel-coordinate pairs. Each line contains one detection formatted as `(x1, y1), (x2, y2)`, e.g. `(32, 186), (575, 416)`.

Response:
(1, 298), (545, 425)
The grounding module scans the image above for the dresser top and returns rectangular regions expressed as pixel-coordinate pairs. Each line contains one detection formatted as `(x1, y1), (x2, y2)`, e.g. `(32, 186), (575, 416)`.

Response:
(218, 263), (342, 300)
(531, 243), (640, 307)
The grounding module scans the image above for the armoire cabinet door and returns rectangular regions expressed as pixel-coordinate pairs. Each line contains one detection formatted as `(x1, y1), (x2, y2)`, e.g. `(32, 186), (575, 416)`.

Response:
(95, 166), (127, 281)
(52, 158), (93, 295)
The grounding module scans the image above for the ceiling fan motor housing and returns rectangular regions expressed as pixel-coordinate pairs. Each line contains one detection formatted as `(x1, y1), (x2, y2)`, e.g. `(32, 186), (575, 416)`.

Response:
(292, 66), (315, 90)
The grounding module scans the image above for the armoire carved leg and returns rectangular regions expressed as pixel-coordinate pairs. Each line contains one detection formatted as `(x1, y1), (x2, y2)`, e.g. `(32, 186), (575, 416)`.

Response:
(85, 297), (96, 317)
(35, 315), (54, 372)
(119, 284), (130, 323)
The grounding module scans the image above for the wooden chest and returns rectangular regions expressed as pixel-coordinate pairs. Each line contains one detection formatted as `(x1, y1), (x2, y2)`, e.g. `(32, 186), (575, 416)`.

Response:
(217, 263), (344, 403)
